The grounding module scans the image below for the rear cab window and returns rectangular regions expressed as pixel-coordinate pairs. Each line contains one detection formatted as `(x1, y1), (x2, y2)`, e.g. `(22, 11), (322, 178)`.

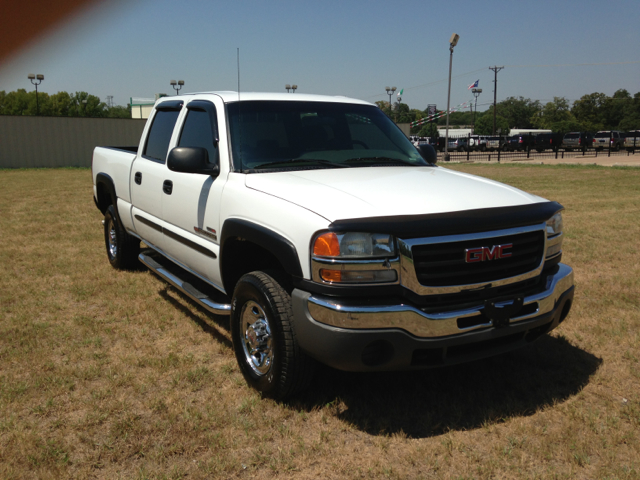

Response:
(143, 101), (183, 162)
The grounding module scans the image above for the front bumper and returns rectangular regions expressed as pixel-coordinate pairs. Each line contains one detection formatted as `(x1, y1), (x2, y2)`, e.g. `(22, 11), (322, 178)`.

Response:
(291, 264), (574, 371)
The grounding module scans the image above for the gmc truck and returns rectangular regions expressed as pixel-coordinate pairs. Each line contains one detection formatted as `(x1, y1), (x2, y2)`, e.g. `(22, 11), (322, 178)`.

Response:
(92, 92), (574, 399)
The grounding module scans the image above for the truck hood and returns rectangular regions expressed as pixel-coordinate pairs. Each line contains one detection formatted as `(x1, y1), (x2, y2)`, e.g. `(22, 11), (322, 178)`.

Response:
(244, 166), (546, 222)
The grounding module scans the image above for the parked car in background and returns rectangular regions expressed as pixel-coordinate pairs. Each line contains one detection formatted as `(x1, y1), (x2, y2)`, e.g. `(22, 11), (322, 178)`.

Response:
(593, 131), (624, 151)
(485, 136), (504, 151)
(507, 134), (536, 152)
(468, 135), (488, 151)
(448, 138), (468, 152)
(623, 131), (640, 152)
(535, 133), (564, 152)
(562, 132), (593, 152)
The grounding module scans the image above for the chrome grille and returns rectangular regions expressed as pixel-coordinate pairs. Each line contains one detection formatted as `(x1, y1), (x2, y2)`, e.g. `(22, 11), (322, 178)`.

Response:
(411, 230), (545, 287)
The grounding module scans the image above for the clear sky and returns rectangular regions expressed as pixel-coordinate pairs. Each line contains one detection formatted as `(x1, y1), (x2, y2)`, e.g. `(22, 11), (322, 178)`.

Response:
(1, 0), (638, 113)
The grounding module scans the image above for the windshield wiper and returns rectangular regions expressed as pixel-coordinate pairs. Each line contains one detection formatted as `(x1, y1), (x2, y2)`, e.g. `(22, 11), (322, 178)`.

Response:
(250, 158), (349, 170)
(345, 157), (416, 166)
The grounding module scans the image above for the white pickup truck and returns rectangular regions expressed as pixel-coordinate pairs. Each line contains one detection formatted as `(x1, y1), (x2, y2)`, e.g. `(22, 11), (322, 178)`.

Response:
(92, 92), (574, 399)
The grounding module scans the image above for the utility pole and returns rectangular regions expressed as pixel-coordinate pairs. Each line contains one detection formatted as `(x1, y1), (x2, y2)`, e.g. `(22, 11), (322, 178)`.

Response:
(489, 66), (504, 135)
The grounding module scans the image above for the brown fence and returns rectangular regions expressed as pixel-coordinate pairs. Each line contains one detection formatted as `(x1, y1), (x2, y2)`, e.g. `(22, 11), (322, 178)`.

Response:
(0, 116), (146, 168)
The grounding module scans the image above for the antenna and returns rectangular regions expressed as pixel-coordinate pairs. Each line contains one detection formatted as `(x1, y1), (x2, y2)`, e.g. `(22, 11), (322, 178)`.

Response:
(237, 48), (243, 172)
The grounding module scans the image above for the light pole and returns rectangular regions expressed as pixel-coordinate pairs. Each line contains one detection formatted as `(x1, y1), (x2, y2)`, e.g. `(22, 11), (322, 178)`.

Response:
(385, 86), (396, 119)
(285, 84), (298, 93)
(472, 88), (482, 132)
(170, 80), (184, 94)
(28, 73), (44, 116)
(444, 33), (459, 161)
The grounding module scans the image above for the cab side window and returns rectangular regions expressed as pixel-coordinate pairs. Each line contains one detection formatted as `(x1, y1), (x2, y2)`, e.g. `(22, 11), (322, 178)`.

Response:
(143, 109), (180, 162)
(178, 104), (219, 164)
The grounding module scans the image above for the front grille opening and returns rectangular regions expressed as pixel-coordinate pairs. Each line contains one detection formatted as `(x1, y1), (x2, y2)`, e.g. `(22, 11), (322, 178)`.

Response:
(456, 301), (538, 331)
(524, 321), (553, 342)
(414, 276), (543, 312)
(412, 230), (545, 287)
(447, 332), (525, 358)
(457, 314), (488, 329)
(361, 340), (394, 367)
(559, 299), (572, 324)
(411, 348), (444, 366)
(515, 302), (539, 318)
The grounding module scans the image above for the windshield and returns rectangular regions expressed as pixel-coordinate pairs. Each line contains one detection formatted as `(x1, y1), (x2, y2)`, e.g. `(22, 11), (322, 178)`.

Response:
(227, 101), (426, 172)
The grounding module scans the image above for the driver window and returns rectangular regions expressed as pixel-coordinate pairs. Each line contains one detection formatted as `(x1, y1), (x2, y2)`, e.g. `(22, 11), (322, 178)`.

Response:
(178, 109), (218, 163)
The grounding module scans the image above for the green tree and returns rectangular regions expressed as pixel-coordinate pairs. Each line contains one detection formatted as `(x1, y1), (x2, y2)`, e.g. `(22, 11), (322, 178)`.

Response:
(473, 112), (509, 135)
(70, 91), (107, 117)
(603, 89), (631, 129)
(531, 97), (579, 132)
(49, 91), (73, 116)
(571, 92), (607, 131)
(106, 104), (131, 118)
(618, 92), (640, 131)
(495, 96), (541, 129)
(418, 122), (438, 138)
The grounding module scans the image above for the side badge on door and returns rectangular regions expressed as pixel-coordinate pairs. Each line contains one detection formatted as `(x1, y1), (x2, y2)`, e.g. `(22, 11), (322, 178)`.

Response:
(194, 226), (217, 241)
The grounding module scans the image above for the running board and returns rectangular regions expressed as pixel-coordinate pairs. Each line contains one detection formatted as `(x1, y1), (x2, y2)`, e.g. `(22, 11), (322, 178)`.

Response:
(139, 252), (231, 316)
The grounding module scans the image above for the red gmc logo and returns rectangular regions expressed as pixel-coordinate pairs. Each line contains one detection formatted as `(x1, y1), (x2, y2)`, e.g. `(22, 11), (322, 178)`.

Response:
(465, 243), (513, 263)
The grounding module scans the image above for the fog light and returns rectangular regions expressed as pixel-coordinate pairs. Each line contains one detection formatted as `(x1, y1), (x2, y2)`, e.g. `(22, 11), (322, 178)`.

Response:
(319, 269), (397, 284)
(546, 243), (562, 258)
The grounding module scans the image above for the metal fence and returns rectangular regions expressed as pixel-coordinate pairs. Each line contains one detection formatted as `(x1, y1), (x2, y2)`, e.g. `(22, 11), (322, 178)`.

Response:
(0, 116), (146, 169)
(436, 132), (638, 163)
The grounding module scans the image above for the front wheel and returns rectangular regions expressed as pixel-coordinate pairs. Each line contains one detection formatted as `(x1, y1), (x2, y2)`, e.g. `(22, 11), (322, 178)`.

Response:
(104, 204), (140, 269)
(231, 271), (315, 400)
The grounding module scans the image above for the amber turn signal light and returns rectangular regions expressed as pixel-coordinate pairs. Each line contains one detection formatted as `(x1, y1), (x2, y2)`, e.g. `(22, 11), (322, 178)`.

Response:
(313, 232), (340, 257)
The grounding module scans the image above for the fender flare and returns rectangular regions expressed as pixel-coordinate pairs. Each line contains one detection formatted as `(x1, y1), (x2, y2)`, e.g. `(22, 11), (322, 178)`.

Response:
(220, 218), (303, 281)
(95, 172), (117, 214)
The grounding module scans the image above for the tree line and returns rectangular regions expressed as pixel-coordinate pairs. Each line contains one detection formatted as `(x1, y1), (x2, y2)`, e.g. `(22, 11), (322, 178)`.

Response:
(0, 89), (131, 118)
(377, 89), (640, 137)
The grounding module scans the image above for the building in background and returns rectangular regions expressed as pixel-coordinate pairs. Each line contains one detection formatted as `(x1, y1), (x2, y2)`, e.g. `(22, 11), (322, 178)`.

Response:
(130, 94), (168, 119)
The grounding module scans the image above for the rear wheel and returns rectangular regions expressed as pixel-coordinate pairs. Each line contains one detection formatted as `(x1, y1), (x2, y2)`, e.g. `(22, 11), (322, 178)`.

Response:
(231, 271), (315, 400)
(104, 205), (140, 269)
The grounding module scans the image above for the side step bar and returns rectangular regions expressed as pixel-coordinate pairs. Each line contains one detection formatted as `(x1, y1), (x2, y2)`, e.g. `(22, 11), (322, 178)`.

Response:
(139, 252), (231, 316)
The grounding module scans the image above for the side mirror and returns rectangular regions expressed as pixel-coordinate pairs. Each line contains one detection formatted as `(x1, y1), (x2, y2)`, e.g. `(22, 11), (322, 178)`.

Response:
(167, 147), (219, 175)
(417, 144), (437, 164)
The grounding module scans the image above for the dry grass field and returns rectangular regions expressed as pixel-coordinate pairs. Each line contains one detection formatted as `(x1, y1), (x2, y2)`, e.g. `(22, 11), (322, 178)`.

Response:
(0, 165), (639, 479)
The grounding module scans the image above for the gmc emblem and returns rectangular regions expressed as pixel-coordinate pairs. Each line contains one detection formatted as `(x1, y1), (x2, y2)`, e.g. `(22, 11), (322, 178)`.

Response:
(465, 243), (513, 263)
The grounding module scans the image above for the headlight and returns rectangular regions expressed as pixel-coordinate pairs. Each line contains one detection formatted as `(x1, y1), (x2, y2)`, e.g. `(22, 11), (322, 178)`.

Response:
(546, 212), (563, 237)
(313, 232), (396, 258)
(312, 232), (399, 284)
(545, 212), (563, 259)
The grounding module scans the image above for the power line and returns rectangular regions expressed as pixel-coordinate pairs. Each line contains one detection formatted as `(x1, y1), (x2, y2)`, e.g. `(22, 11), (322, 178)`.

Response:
(363, 67), (487, 100)
(505, 61), (640, 68)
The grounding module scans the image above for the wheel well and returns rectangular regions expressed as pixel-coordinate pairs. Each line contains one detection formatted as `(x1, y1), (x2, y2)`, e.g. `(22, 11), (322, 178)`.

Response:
(96, 182), (113, 213)
(95, 174), (117, 214)
(221, 238), (291, 295)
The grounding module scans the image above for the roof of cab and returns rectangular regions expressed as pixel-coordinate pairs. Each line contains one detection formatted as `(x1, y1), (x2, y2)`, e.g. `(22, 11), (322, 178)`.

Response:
(155, 91), (374, 106)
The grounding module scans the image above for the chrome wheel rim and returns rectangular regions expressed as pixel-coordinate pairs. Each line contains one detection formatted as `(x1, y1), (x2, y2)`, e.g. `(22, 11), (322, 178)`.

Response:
(240, 300), (273, 376)
(107, 218), (117, 259)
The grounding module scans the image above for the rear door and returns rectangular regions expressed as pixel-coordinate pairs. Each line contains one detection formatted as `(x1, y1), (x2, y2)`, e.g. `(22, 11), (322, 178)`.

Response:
(130, 100), (183, 249)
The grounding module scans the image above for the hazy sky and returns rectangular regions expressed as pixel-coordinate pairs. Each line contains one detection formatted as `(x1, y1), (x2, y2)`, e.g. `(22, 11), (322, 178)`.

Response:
(1, 0), (638, 112)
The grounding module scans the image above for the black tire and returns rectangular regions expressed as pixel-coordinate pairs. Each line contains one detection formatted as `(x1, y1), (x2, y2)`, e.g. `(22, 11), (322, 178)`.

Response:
(104, 204), (140, 270)
(231, 271), (315, 400)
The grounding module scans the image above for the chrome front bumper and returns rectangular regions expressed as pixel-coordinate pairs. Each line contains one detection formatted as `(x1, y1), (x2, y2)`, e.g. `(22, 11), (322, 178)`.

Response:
(306, 264), (573, 338)
(290, 264), (574, 371)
